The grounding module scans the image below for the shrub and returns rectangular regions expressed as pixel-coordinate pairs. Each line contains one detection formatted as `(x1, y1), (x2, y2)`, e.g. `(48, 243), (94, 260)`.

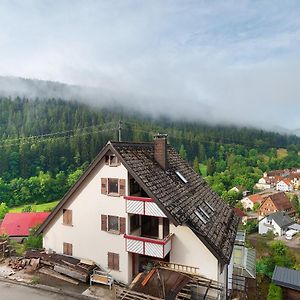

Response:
(267, 283), (282, 300)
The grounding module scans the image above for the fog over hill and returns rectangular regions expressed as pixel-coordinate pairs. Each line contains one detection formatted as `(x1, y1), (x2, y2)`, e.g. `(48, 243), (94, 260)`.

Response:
(0, 76), (299, 138)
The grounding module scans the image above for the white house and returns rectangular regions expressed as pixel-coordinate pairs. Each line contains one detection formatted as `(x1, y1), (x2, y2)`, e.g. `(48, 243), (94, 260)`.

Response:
(255, 177), (272, 190)
(258, 212), (295, 236)
(37, 136), (240, 296)
(240, 194), (264, 210)
(276, 179), (294, 192)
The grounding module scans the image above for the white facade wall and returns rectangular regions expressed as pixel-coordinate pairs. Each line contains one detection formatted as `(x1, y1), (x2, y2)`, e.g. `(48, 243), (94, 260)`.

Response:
(240, 197), (253, 210)
(258, 219), (282, 236)
(43, 160), (132, 283)
(276, 181), (293, 192)
(170, 224), (219, 282)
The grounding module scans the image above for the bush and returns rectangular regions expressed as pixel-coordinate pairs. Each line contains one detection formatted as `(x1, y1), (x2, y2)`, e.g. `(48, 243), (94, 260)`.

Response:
(24, 227), (43, 250)
(267, 283), (282, 300)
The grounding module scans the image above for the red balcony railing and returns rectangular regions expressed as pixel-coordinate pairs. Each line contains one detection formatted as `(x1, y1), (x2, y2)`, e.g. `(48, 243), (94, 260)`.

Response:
(124, 196), (166, 217)
(124, 233), (173, 259)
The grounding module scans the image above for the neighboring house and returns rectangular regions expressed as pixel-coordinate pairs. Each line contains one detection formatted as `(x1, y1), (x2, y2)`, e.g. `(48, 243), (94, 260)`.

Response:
(272, 266), (300, 300)
(233, 208), (248, 225)
(255, 177), (272, 190)
(240, 194), (264, 210)
(263, 169), (290, 178)
(37, 136), (240, 294)
(276, 179), (294, 192)
(289, 173), (300, 189)
(0, 212), (50, 241)
(258, 192), (296, 217)
(258, 212), (295, 236)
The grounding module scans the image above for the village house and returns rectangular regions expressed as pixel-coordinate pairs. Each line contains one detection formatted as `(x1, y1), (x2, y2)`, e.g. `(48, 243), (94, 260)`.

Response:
(276, 179), (294, 192)
(0, 212), (49, 242)
(258, 192), (296, 218)
(240, 194), (264, 210)
(37, 136), (240, 296)
(258, 212), (295, 236)
(289, 173), (300, 190)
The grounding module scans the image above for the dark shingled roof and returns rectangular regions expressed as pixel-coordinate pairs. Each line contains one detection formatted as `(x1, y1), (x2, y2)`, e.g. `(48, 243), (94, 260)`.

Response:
(266, 212), (294, 228)
(272, 266), (300, 291)
(111, 141), (239, 263)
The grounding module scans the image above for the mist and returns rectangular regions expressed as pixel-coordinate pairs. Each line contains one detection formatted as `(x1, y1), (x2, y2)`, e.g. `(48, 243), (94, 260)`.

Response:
(0, 1), (300, 132)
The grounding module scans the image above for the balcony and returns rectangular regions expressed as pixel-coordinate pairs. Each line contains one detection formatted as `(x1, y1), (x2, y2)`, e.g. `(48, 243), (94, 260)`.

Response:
(125, 196), (166, 218)
(124, 234), (173, 259)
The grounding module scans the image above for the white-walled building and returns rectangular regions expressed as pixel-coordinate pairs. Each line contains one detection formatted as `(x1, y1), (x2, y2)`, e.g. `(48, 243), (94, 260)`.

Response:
(37, 136), (239, 296)
(258, 212), (294, 236)
(276, 179), (294, 192)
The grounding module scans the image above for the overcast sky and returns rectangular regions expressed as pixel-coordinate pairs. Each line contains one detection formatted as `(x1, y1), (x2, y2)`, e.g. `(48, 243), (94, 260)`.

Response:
(0, 1), (300, 131)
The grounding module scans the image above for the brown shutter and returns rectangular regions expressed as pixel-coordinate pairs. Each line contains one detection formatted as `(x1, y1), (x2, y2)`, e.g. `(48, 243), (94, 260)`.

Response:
(68, 243), (73, 256)
(63, 242), (67, 255)
(101, 178), (107, 194)
(101, 215), (107, 231)
(68, 210), (72, 225)
(119, 179), (126, 196)
(63, 210), (67, 224)
(108, 252), (113, 269)
(114, 253), (119, 270)
(119, 217), (126, 234)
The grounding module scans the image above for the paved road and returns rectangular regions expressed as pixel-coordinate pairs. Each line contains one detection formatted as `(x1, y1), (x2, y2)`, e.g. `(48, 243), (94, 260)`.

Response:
(0, 281), (77, 300)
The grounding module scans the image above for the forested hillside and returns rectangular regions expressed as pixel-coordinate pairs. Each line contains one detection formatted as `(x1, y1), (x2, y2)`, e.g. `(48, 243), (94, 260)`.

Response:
(0, 97), (300, 208)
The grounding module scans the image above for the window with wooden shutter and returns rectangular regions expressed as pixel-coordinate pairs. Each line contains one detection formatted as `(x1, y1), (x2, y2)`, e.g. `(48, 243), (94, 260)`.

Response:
(63, 242), (73, 256)
(101, 215), (107, 231)
(119, 179), (126, 196)
(119, 217), (126, 234)
(101, 178), (107, 194)
(63, 209), (72, 226)
(108, 252), (119, 270)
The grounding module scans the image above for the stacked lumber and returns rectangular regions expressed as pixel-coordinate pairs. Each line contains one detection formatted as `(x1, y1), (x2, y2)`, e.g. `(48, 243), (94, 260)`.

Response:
(25, 250), (97, 282)
(0, 239), (11, 257)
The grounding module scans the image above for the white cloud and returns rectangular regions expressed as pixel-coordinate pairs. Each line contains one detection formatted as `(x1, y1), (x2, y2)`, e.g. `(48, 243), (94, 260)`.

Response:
(0, 0), (299, 130)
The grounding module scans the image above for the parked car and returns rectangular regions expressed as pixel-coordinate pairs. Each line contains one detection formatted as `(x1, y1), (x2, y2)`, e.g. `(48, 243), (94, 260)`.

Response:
(285, 229), (298, 240)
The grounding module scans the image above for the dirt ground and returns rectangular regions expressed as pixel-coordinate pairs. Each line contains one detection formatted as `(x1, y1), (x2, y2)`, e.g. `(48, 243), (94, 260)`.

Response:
(0, 258), (115, 299)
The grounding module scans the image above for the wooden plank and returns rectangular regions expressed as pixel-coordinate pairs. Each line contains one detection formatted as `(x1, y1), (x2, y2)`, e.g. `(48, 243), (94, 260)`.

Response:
(38, 267), (79, 285)
(54, 265), (88, 282)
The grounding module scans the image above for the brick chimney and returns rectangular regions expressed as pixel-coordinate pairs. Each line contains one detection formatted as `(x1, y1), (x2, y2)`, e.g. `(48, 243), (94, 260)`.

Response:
(154, 134), (168, 170)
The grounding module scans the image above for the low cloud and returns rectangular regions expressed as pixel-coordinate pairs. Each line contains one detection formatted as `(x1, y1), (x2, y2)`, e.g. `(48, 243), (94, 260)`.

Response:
(0, 1), (299, 132)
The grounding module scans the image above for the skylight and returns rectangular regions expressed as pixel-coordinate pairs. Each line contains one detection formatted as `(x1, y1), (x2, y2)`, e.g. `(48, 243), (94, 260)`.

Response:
(195, 210), (207, 224)
(198, 207), (209, 219)
(204, 201), (215, 212)
(175, 171), (188, 183)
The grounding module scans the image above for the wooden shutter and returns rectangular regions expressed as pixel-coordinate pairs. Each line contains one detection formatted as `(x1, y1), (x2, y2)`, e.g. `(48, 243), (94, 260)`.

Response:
(63, 242), (67, 255)
(119, 179), (126, 196)
(119, 217), (126, 234)
(101, 215), (107, 231)
(101, 178), (107, 194)
(113, 253), (119, 270)
(63, 242), (72, 256)
(63, 210), (72, 225)
(108, 252), (114, 269)
(68, 243), (73, 256)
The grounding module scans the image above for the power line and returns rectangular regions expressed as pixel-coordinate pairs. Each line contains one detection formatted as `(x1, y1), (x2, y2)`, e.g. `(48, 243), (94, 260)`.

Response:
(0, 126), (118, 149)
(0, 121), (118, 145)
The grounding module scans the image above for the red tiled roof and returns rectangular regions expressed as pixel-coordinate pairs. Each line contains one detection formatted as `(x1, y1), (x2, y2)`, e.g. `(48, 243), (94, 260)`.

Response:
(248, 194), (264, 204)
(0, 212), (50, 237)
(234, 208), (247, 217)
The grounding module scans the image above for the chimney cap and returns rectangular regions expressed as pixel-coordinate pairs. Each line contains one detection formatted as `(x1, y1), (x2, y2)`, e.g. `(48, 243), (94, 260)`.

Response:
(154, 133), (168, 139)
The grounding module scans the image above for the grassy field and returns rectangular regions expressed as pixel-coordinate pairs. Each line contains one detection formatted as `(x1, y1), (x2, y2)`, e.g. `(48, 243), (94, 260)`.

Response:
(9, 201), (59, 213)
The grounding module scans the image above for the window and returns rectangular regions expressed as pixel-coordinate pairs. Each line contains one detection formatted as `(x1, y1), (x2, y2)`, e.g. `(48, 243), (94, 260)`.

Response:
(195, 206), (210, 224)
(109, 178), (119, 194)
(101, 215), (126, 234)
(101, 178), (126, 196)
(108, 216), (119, 231)
(108, 252), (119, 270)
(63, 209), (72, 226)
(105, 155), (120, 166)
(63, 242), (73, 256)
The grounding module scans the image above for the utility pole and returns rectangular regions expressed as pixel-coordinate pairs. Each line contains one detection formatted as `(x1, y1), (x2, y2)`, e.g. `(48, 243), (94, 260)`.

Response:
(118, 120), (122, 142)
